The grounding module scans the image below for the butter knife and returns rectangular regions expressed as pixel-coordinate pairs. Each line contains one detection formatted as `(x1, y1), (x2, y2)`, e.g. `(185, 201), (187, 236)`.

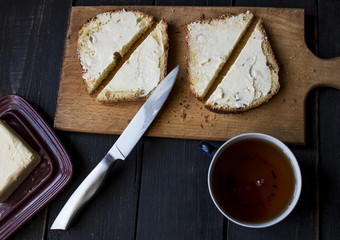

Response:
(51, 65), (180, 230)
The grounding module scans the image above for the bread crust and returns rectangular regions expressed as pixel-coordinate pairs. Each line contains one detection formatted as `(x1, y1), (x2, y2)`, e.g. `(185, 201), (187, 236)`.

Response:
(205, 21), (280, 113)
(157, 20), (169, 96)
(77, 10), (154, 94)
(185, 11), (252, 28)
(78, 10), (154, 37)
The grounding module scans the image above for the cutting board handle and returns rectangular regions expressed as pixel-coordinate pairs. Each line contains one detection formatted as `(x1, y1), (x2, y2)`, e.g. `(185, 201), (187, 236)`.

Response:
(308, 52), (340, 90)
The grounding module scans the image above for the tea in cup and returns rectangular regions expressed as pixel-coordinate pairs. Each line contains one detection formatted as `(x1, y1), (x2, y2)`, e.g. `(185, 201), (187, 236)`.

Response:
(201, 133), (302, 228)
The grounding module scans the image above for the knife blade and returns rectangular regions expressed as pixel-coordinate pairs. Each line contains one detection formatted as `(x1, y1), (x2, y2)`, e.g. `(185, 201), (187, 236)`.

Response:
(51, 65), (180, 230)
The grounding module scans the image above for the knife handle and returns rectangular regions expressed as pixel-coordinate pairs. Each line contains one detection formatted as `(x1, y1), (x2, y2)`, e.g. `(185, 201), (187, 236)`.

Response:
(51, 154), (117, 230)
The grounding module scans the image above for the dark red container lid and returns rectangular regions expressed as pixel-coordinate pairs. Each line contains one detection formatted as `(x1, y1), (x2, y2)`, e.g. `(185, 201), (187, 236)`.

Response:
(0, 95), (73, 240)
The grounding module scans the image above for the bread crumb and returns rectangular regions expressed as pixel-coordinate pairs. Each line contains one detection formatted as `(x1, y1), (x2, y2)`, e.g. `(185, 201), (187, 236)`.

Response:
(204, 115), (209, 123)
(179, 110), (186, 121)
(170, 110), (177, 118)
(200, 124), (204, 128)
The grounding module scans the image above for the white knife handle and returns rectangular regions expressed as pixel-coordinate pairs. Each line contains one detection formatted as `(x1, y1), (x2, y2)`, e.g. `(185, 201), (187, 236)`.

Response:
(51, 154), (117, 230)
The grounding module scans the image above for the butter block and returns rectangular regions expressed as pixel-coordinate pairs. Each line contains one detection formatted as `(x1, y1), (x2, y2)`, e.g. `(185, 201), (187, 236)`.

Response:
(0, 120), (41, 202)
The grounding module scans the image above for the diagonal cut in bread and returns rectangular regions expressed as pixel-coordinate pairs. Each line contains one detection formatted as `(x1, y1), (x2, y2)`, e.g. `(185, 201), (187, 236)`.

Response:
(96, 20), (168, 102)
(186, 11), (254, 99)
(205, 20), (280, 112)
(77, 10), (154, 94)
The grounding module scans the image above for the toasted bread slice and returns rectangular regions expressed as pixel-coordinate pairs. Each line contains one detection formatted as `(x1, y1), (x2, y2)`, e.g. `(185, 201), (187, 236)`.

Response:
(97, 20), (168, 102)
(186, 11), (254, 99)
(77, 10), (154, 94)
(206, 21), (280, 112)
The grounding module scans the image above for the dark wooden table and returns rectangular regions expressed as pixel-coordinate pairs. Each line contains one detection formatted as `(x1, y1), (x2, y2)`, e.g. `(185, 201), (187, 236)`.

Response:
(1, 0), (339, 239)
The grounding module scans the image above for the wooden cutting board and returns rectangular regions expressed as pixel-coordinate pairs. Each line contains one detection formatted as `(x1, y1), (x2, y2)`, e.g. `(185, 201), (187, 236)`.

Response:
(54, 6), (340, 144)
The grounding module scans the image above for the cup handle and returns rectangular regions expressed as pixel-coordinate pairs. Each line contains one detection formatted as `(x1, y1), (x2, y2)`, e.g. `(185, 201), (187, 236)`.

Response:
(198, 141), (216, 158)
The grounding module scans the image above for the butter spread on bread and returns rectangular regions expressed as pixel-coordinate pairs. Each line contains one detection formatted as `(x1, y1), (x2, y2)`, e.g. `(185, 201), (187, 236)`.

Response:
(206, 21), (279, 112)
(0, 120), (41, 202)
(97, 20), (168, 102)
(77, 10), (154, 94)
(186, 11), (254, 99)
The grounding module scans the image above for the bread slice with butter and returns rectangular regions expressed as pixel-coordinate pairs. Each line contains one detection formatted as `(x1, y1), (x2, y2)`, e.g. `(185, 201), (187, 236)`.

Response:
(186, 11), (254, 99)
(0, 120), (41, 202)
(97, 20), (168, 102)
(77, 10), (154, 94)
(206, 21), (280, 112)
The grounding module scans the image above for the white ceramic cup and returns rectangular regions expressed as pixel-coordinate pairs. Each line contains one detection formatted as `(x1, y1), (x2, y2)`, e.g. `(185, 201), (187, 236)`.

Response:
(202, 133), (302, 228)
